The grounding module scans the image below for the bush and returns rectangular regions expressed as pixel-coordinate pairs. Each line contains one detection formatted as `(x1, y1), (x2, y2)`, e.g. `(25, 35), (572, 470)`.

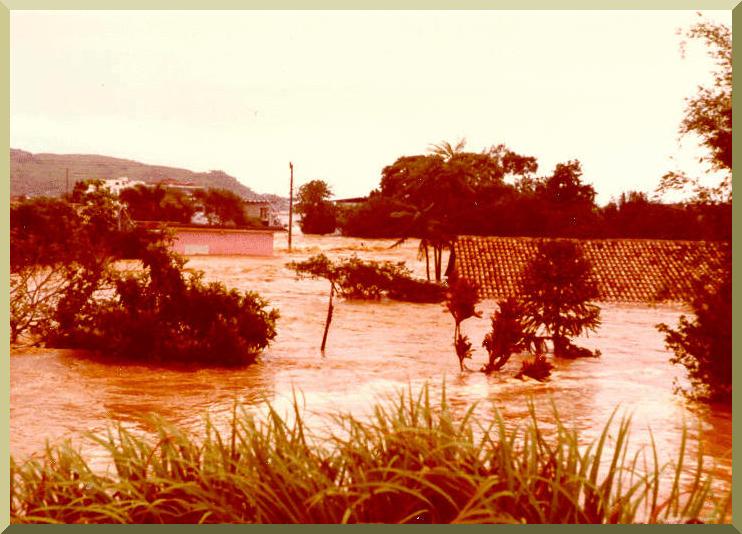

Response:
(288, 254), (444, 302)
(445, 276), (482, 371)
(339, 194), (407, 238)
(515, 354), (554, 381)
(386, 276), (446, 303)
(657, 252), (731, 403)
(481, 297), (536, 374)
(11, 195), (279, 366)
(10, 195), (161, 343)
(48, 242), (279, 366)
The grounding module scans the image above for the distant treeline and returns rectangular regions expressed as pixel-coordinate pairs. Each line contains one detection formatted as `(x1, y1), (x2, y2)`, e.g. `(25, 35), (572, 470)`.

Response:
(340, 188), (731, 241)
(332, 145), (730, 242)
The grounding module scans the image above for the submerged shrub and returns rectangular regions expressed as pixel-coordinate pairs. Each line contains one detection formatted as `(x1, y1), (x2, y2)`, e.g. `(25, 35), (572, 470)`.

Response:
(49, 242), (279, 366)
(10, 193), (279, 365)
(515, 354), (554, 381)
(10, 385), (730, 524)
(481, 297), (537, 374)
(288, 253), (443, 353)
(10, 195), (161, 343)
(288, 254), (445, 302)
(657, 249), (731, 403)
(445, 275), (482, 371)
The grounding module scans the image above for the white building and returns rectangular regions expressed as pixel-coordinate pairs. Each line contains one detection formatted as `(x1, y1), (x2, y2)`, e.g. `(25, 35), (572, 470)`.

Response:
(87, 176), (146, 196)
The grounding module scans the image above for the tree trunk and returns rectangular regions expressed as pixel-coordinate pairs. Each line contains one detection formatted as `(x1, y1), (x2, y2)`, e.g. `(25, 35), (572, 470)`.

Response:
(320, 284), (335, 354)
(454, 322), (465, 371)
(424, 244), (430, 281)
(434, 245), (442, 282)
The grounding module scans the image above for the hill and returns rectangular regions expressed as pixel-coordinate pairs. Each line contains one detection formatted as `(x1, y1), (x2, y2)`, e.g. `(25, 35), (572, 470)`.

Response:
(10, 149), (288, 209)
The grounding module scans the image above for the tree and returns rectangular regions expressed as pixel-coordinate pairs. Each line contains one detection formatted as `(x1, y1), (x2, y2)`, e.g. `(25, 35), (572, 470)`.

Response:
(520, 240), (601, 358)
(11, 193), (278, 366)
(657, 251), (733, 405)
(379, 141), (538, 282)
(535, 160), (598, 237)
(193, 188), (248, 227)
(658, 18), (731, 203)
(10, 193), (159, 344)
(657, 248), (731, 403)
(653, 18), (732, 404)
(295, 180), (338, 235)
(445, 275), (482, 371)
(11, 198), (88, 343)
(120, 184), (195, 223)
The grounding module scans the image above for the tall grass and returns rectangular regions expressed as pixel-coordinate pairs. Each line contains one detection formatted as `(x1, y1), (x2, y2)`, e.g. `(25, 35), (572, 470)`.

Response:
(10, 385), (731, 524)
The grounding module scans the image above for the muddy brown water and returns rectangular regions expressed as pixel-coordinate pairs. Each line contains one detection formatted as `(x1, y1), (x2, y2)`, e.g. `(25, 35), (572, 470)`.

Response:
(10, 232), (732, 499)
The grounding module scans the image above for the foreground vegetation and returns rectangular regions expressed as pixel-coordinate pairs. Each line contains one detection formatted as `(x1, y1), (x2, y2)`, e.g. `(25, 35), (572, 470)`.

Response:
(11, 385), (730, 524)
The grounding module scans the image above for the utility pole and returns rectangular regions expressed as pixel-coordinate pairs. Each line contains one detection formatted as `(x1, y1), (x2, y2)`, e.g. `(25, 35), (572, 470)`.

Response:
(288, 162), (294, 252)
(65, 168), (69, 197)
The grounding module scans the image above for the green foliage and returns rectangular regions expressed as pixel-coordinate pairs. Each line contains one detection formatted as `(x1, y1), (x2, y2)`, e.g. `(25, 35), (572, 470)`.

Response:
(288, 254), (444, 302)
(11, 198), (84, 269)
(515, 355), (554, 381)
(657, 252), (731, 403)
(339, 192), (408, 238)
(481, 298), (537, 374)
(192, 188), (249, 227)
(340, 138), (728, 240)
(288, 254), (444, 353)
(295, 180), (338, 234)
(536, 160), (596, 206)
(520, 240), (601, 358)
(445, 276), (482, 371)
(10, 194), (279, 366)
(445, 276), (482, 327)
(376, 141), (539, 281)
(659, 18), (731, 203)
(68, 178), (104, 203)
(385, 275), (446, 304)
(120, 184), (195, 223)
(10, 384), (730, 524)
(47, 241), (279, 366)
(454, 333), (474, 369)
(10, 195), (159, 343)
(650, 17), (733, 403)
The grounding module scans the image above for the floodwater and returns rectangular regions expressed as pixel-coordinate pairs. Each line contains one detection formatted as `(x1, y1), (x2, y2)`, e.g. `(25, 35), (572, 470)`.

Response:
(10, 231), (732, 499)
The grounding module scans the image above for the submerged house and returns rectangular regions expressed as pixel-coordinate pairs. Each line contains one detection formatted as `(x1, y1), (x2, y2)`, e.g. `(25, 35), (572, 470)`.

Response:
(170, 225), (275, 256)
(244, 200), (282, 226)
(136, 221), (276, 256)
(449, 235), (728, 303)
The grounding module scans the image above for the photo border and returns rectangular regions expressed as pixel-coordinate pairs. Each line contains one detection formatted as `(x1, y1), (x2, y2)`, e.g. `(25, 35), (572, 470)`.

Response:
(1, 1), (738, 532)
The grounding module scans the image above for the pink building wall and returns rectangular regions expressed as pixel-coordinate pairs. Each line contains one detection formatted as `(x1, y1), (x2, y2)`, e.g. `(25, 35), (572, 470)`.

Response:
(171, 227), (274, 256)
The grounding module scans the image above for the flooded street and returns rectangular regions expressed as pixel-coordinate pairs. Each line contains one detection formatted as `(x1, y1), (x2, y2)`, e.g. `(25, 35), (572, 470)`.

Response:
(10, 232), (732, 494)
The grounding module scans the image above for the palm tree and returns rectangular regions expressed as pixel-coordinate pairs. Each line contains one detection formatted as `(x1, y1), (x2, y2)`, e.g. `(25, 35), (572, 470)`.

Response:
(428, 138), (467, 160)
(391, 203), (452, 283)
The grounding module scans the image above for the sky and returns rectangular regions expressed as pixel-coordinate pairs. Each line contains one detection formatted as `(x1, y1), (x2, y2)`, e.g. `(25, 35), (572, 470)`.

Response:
(11, 10), (731, 205)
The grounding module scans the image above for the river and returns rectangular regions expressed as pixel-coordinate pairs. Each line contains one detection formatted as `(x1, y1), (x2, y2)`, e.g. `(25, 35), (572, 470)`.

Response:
(10, 231), (732, 498)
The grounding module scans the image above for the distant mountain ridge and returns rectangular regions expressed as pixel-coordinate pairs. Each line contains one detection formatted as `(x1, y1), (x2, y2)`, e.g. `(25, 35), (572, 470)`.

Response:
(10, 148), (288, 209)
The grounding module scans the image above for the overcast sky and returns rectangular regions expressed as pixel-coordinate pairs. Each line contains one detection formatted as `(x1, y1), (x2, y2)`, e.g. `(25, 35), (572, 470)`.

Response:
(11, 10), (731, 204)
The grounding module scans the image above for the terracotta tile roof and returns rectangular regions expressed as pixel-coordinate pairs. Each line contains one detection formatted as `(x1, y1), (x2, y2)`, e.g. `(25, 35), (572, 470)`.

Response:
(452, 235), (729, 303)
